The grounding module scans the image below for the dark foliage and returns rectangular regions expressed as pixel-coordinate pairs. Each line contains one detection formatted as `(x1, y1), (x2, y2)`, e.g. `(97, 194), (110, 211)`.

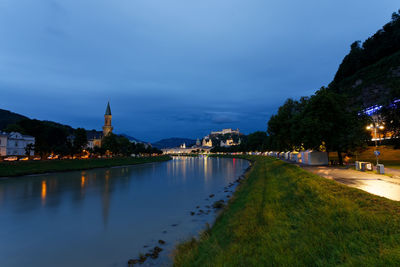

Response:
(334, 10), (400, 83)
(381, 103), (400, 148)
(0, 109), (28, 130)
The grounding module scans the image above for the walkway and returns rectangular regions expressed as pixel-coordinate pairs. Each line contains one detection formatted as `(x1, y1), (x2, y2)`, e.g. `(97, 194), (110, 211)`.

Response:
(300, 165), (400, 201)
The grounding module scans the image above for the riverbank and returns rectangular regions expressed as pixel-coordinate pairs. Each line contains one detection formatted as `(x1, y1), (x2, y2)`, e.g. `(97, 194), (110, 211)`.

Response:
(174, 156), (400, 266)
(0, 156), (171, 177)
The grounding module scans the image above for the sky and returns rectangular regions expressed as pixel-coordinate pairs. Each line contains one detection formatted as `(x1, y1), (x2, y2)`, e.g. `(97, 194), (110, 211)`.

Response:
(0, 0), (399, 142)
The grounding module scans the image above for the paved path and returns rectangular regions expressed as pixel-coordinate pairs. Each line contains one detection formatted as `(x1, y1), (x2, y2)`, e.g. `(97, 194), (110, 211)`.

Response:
(385, 167), (400, 178)
(300, 165), (400, 201)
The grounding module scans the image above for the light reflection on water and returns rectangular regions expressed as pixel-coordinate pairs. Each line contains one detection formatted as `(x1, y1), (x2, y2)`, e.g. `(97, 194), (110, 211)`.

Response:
(0, 157), (248, 267)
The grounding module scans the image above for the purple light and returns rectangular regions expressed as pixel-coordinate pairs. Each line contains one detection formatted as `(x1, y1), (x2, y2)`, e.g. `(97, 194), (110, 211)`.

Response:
(362, 99), (399, 116)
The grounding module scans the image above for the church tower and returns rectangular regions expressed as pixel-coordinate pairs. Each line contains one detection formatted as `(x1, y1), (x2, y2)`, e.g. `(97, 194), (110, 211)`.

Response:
(103, 101), (113, 137)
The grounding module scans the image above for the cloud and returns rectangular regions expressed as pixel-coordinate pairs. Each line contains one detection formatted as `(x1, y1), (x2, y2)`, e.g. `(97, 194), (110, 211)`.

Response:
(1, 0), (399, 140)
(207, 112), (241, 124)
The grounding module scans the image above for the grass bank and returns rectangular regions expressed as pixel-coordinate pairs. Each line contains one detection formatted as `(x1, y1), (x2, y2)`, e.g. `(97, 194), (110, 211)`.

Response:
(174, 156), (400, 266)
(0, 156), (171, 177)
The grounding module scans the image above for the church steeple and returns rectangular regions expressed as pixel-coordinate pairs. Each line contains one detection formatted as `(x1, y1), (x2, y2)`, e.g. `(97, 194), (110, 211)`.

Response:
(103, 101), (113, 137)
(105, 101), (112, 116)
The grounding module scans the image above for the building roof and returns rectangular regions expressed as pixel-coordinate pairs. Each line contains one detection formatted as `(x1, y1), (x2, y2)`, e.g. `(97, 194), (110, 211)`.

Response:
(105, 101), (112, 115)
(86, 130), (103, 140)
(0, 131), (34, 140)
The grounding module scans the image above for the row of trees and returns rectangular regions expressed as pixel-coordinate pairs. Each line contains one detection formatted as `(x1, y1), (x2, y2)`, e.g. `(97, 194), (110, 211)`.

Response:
(4, 118), (161, 157)
(267, 88), (370, 164)
(5, 119), (74, 156)
(99, 133), (162, 156)
(212, 88), (372, 165)
(211, 131), (269, 153)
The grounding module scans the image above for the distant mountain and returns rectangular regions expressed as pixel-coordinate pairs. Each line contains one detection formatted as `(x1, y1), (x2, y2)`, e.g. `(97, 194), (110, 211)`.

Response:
(120, 134), (147, 144)
(152, 137), (196, 149)
(0, 109), (29, 130)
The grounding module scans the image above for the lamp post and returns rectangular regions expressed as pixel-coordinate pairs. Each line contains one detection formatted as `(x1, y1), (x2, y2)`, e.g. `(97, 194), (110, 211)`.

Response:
(366, 122), (384, 165)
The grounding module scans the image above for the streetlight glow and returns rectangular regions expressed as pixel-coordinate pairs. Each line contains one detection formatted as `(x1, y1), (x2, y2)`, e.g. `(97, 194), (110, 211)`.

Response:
(366, 121), (385, 165)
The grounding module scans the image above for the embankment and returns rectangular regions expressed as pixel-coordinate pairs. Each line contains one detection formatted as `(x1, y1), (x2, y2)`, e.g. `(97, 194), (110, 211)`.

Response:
(174, 156), (400, 266)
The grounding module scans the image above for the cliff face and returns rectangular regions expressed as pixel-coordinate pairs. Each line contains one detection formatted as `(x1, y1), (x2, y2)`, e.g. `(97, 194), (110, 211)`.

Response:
(329, 10), (400, 108)
(331, 50), (400, 109)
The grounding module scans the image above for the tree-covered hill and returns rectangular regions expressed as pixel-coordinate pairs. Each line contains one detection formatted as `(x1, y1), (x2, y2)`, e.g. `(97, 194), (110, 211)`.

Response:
(152, 138), (196, 149)
(0, 109), (28, 130)
(334, 10), (400, 85)
(332, 49), (400, 108)
(331, 9), (400, 108)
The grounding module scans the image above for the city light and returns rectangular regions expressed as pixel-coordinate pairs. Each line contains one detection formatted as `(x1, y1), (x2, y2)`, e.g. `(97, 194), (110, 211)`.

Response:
(366, 122), (385, 165)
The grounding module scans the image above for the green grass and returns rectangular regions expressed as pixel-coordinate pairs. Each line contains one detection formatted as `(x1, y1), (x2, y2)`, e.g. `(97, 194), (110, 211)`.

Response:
(0, 156), (171, 177)
(174, 156), (400, 266)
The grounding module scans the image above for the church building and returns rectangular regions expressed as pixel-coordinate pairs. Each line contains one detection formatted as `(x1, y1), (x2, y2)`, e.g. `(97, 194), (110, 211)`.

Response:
(87, 102), (114, 149)
(103, 101), (113, 137)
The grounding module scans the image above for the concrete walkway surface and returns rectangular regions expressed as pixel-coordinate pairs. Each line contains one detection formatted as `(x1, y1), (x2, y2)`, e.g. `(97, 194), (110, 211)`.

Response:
(300, 164), (400, 201)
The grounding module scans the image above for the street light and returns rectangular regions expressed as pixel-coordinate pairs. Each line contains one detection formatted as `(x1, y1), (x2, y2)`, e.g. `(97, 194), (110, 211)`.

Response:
(366, 122), (385, 165)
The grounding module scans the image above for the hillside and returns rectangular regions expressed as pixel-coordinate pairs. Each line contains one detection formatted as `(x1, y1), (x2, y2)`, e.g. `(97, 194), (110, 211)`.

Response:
(0, 109), (28, 130)
(331, 49), (400, 108)
(330, 10), (400, 108)
(152, 137), (196, 149)
(120, 134), (146, 144)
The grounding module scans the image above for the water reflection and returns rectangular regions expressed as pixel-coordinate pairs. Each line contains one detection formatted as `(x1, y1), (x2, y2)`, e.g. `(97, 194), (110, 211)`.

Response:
(41, 180), (46, 206)
(0, 157), (249, 267)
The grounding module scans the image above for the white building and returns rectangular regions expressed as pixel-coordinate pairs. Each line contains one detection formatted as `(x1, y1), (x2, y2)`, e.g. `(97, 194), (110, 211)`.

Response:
(0, 132), (35, 156)
(202, 138), (213, 147)
(210, 128), (240, 135)
(220, 139), (237, 147)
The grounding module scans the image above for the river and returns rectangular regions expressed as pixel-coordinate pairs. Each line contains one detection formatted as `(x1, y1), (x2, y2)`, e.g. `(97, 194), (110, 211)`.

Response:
(0, 156), (249, 266)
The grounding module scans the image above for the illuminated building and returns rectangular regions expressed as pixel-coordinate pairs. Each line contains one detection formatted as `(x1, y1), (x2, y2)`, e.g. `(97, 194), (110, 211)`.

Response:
(87, 102), (114, 149)
(0, 132), (35, 156)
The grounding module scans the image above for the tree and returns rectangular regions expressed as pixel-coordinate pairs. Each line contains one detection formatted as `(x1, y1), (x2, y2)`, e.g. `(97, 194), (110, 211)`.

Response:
(73, 128), (88, 154)
(246, 131), (269, 151)
(117, 136), (133, 156)
(102, 133), (120, 155)
(381, 103), (400, 148)
(102, 134), (135, 156)
(298, 88), (369, 164)
(93, 146), (106, 156)
(267, 98), (303, 150)
(25, 143), (34, 156)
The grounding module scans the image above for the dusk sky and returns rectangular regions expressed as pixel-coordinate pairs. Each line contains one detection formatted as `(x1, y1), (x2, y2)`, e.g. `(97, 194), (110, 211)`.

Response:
(0, 1), (399, 142)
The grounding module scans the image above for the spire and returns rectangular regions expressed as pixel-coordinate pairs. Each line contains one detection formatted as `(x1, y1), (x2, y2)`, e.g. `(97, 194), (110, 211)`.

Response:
(105, 101), (111, 115)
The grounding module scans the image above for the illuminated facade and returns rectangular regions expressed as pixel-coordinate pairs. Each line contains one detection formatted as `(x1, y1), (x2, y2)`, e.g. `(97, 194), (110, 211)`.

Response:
(202, 138), (213, 147)
(0, 132), (35, 156)
(210, 128), (240, 135)
(220, 138), (237, 147)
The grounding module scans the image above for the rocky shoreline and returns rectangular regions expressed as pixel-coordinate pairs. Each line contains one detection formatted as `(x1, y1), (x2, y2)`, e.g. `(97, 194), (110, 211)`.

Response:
(127, 160), (252, 266)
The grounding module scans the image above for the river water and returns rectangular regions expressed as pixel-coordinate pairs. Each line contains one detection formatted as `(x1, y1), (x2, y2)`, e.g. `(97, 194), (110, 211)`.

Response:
(0, 156), (249, 267)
